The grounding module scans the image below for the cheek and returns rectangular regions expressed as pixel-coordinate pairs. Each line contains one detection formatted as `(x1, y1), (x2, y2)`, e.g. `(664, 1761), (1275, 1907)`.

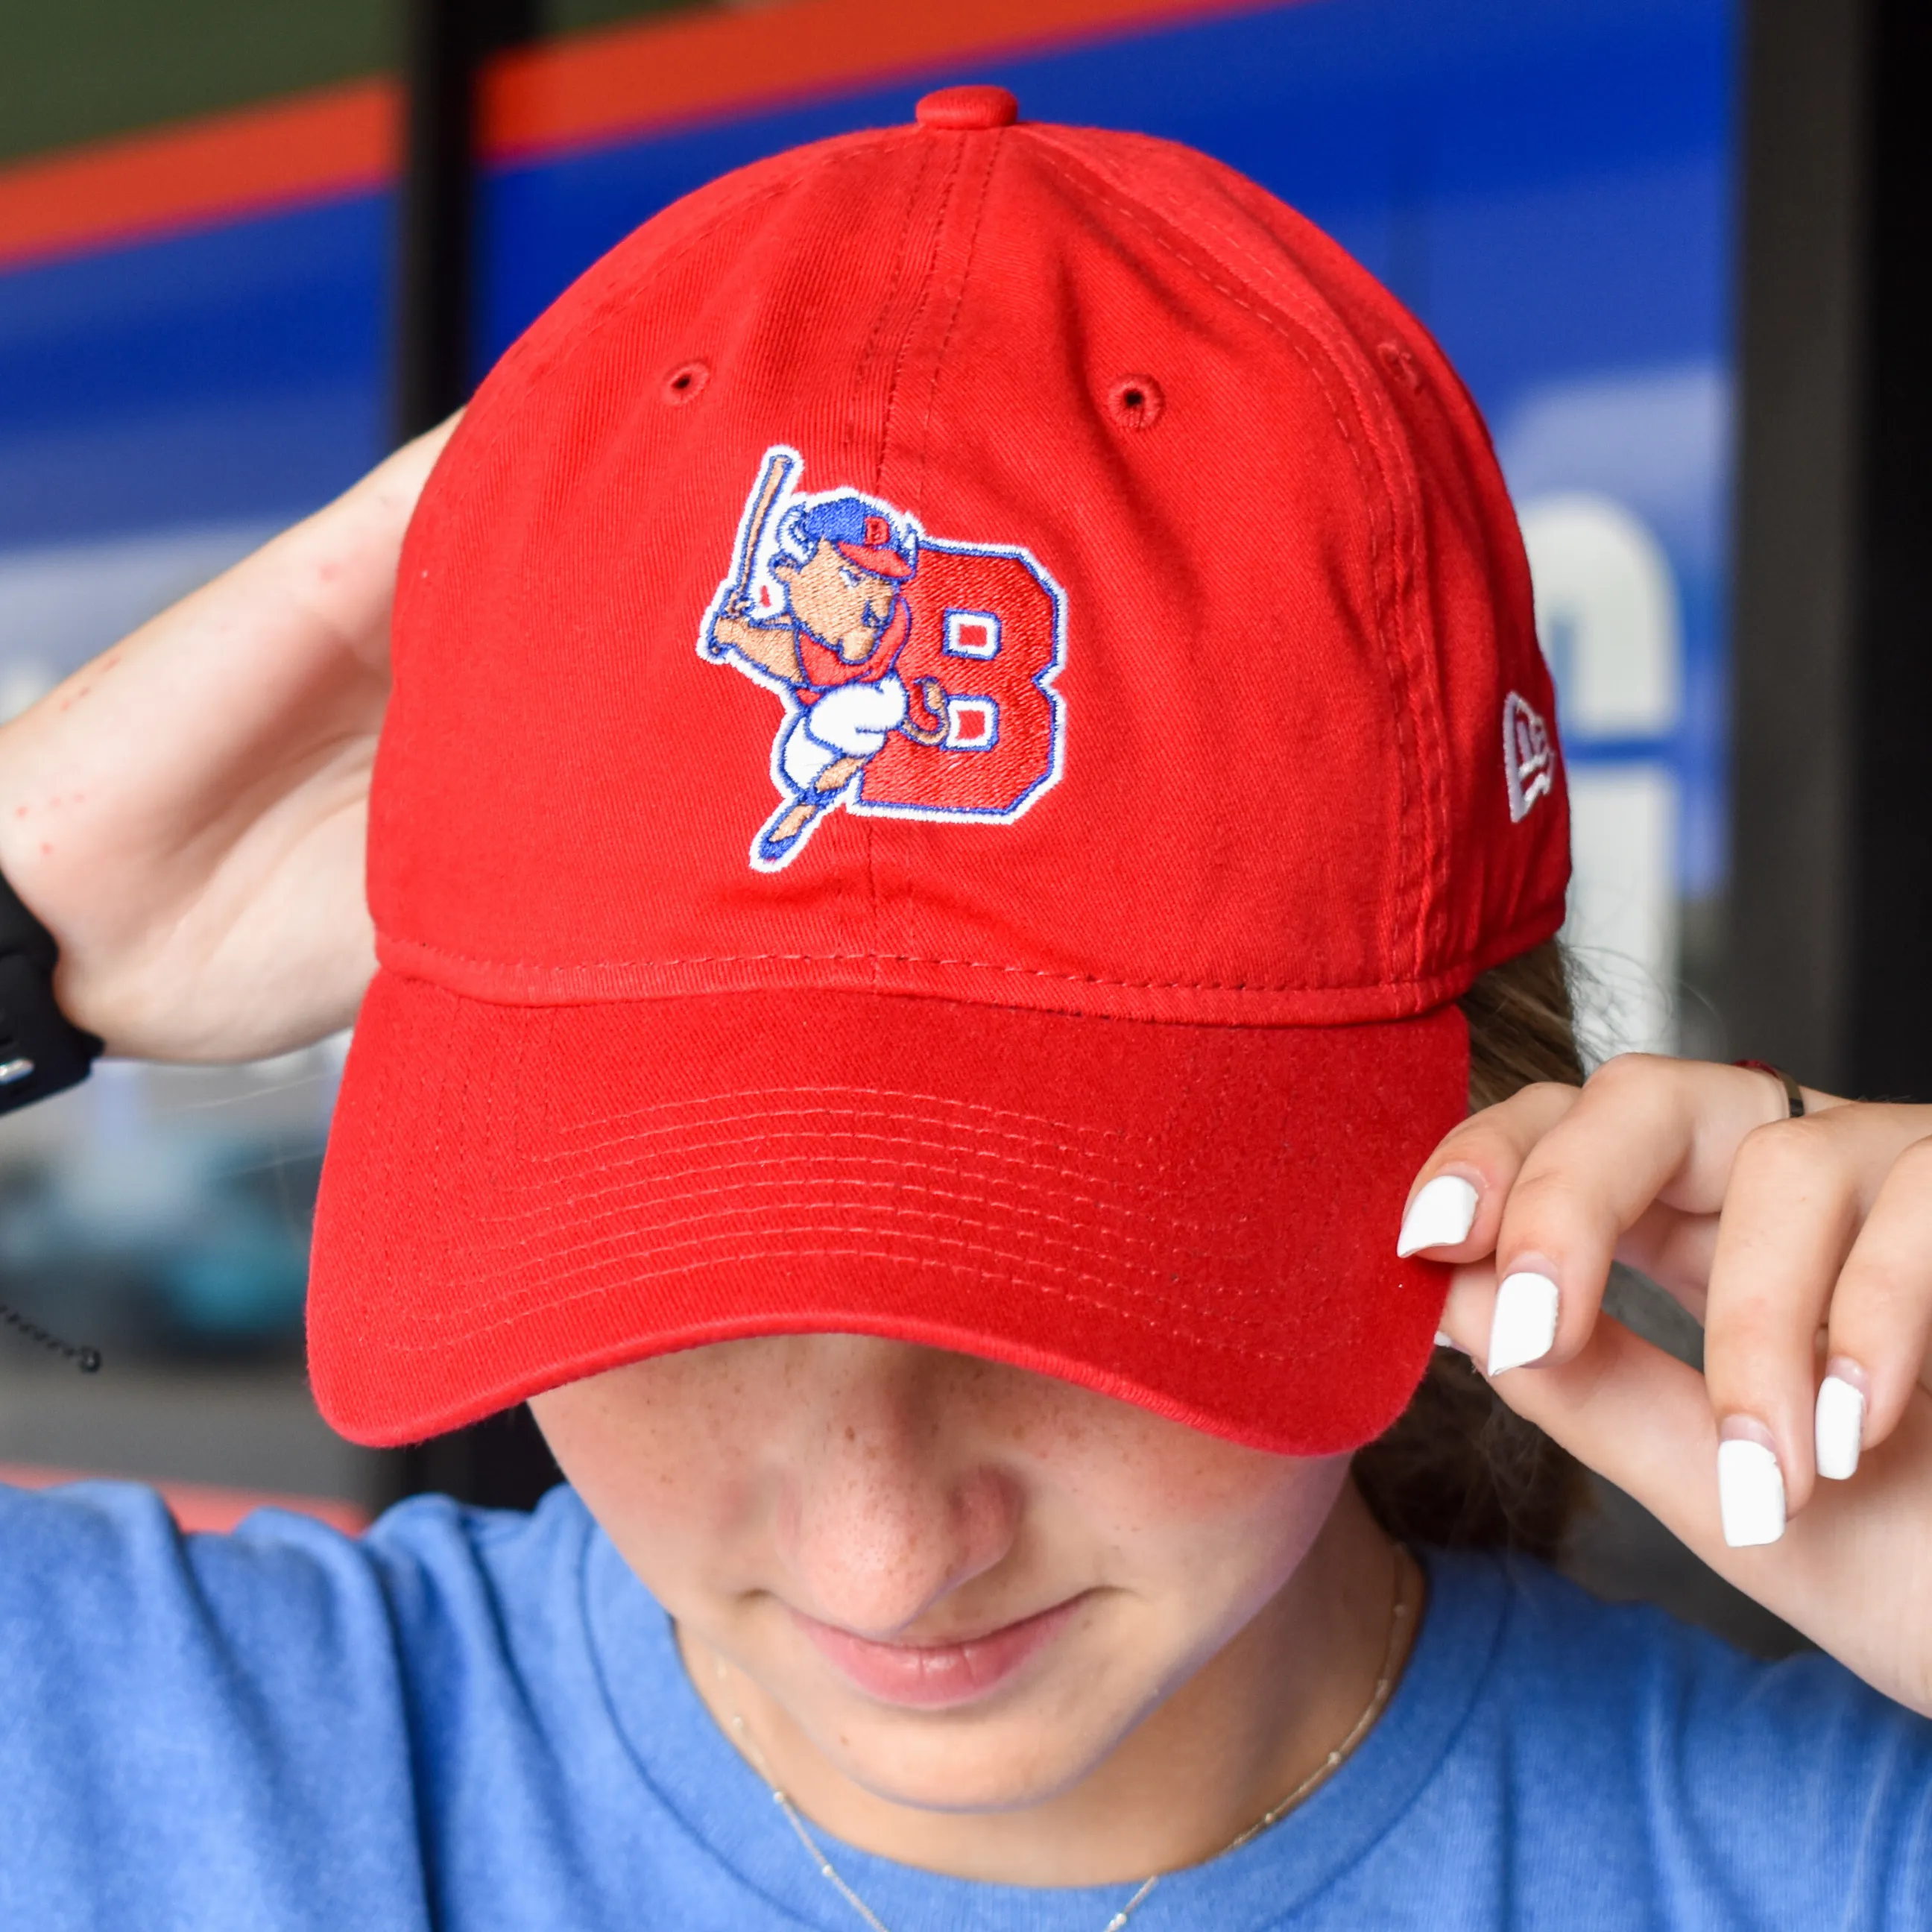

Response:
(1017, 1392), (1349, 1589)
(531, 1362), (759, 1570)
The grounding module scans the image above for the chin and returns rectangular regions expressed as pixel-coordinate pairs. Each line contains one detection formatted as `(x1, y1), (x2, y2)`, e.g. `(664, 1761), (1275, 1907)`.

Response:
(798, 1691), (1135, 1816)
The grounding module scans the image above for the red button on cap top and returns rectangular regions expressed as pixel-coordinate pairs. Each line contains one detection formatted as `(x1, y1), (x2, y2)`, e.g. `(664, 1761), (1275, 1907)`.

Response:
(915, 85), (1020, 130)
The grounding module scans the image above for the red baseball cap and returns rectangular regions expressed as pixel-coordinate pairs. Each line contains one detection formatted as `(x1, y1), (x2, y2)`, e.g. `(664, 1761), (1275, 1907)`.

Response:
(309, 85), (1569, 1456)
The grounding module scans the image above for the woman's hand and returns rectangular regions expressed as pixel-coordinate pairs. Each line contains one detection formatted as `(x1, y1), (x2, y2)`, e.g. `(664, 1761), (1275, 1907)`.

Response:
(1402, 1057), (1932, 1714)
(0, 421), (455, 1064)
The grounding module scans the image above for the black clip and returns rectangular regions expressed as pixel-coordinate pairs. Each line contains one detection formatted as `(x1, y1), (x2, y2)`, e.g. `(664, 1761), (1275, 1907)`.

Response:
(0, 868), (104, 1368)
(0, 871), (101, 1115)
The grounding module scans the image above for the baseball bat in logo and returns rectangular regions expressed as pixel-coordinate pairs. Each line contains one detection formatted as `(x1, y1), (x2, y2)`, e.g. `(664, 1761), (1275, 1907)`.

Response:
(698, 445), (1067, 871)
(703, 446), (799, 659)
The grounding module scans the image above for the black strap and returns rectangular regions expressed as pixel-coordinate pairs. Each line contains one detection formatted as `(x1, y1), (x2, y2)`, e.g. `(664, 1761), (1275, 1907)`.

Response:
(0, 868), (104, 1371)
(0, 869), (101, 1113)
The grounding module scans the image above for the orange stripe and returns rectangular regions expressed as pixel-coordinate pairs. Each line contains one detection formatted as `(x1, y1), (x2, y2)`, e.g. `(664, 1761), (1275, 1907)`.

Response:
(0, 78), (399, 274)
(0, 1461), (370, 1536)
(483, 0), (1273, 160)
(0, 0), (1274, 271)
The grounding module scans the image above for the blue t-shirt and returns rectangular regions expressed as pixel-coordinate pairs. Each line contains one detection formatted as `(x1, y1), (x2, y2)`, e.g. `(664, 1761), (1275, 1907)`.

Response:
(1, 1478), (1927, 1929)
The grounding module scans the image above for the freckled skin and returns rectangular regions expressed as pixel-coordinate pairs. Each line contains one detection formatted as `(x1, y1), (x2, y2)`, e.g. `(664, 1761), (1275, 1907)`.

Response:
(532, 1335), (1406, 1887)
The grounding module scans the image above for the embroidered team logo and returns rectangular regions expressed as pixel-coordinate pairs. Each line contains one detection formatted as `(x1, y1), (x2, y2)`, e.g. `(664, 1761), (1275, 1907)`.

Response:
(698, 446), (1067, 870)
(1502, 690), (1555, 823)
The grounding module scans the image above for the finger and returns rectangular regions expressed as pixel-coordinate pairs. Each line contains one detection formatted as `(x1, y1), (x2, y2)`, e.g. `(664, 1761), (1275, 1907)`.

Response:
(1396, 1081), (1579, 1260)
(1444, 1264), (1736, 1556)
(1436, 1260), (1494, 1360)
(1814, 1134), (1932, 1477)
(1699, 1113), (1864, 1516)
(1457, 1275), (1797, 1568)
(1486, 1055), (1799, 1379)
(1463, 1289), (1787, 1600)
(1614, 1199), (1717, 1319)
(1476, 1273), (1932, 1708)
(1702, 1104), (1932, 1513)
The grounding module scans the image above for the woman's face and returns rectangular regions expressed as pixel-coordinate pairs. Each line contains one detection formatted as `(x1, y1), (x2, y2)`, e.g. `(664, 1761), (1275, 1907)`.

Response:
(532, 1335), (1351, 1817)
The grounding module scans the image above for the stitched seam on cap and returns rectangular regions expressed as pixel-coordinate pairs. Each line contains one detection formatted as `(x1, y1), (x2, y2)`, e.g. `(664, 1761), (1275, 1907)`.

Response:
(529, 1126), (1193, 1219)
(443, 1202), (1207, 1300)
(874, 135), (965, 496)
(504, 1114), (1210, 1222)
(381, 1233), (1298, 1366)
(381, 938), (1459, 997)
(470, 1156), (1224, 1261)
(914, 130), (1000, 512)
(839, 132), (935, 487)
(551, 1082), (1164, 1152)
(847, 135), (944, 978)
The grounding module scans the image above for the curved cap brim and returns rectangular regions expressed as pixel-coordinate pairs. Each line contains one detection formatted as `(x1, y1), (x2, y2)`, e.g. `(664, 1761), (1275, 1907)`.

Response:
(309, 974), (1466, 1454)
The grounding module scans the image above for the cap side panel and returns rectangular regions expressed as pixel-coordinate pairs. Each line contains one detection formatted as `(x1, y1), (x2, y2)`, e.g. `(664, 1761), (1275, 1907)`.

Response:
(1189, 147), (1570, 963)
(1025, 124), (1568, 983)
(388, 130), (906, 687)
(1025, 125), (1451, 988)
(1178, 162), (1569, 967)
(384, 135), (949, 981)
(455, 127), (904, 468)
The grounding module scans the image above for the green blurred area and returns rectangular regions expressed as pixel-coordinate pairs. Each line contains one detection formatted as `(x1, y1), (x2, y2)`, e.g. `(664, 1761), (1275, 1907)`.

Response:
(0, 0), (706, 167)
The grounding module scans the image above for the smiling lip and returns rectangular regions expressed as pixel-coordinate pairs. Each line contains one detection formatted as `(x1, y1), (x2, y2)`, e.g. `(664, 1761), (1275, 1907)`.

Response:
(792, 1597), (1085, 1711)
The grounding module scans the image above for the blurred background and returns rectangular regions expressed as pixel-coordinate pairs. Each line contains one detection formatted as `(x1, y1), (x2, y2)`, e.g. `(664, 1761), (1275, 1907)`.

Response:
(0, 1), (1925, 1647)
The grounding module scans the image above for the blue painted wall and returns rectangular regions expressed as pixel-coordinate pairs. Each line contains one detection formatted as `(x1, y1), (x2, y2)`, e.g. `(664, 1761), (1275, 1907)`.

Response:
(0, 193), (392, 546)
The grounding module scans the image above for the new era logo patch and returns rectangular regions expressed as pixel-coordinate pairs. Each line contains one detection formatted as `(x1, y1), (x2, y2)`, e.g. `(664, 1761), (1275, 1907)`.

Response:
(1503, 690), (1555, 823)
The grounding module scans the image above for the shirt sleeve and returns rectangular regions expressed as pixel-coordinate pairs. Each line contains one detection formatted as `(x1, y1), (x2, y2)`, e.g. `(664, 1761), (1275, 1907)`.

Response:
(1489, 1556), (1932, 1930)
(0, 1479), (433, 1932)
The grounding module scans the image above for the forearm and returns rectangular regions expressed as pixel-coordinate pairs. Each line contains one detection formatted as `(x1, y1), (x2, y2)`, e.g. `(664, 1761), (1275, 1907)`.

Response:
(0, 418), (455, 1061)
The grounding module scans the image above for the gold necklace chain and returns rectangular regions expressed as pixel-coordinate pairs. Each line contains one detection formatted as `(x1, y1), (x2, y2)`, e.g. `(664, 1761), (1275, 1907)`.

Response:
(725, 1544), (1417, 1932)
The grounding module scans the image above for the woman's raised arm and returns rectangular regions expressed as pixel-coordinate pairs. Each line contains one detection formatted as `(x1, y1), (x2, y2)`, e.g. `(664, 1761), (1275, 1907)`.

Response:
(0, 419), (455, 1064)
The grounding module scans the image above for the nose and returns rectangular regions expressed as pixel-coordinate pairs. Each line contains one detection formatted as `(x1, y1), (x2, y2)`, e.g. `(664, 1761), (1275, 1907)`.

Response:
(777, 1339), (1020, 1640)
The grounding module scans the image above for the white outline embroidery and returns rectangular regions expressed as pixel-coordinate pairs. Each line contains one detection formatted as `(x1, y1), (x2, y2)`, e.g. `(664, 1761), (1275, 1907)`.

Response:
(943, 695), (1000, 750)
(944, 610), (1003, 658)
(698, 445), (1067, 871)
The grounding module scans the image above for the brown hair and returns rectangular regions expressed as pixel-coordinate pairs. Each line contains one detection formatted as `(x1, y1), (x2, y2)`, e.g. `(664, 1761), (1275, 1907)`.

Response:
(1351, 939), (1588, 1559)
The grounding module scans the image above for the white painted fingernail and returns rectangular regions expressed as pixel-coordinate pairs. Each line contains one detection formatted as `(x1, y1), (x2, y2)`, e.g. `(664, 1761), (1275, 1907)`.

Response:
(1718, 1435), (1786, 1547)
(1814, 1374), (1866, 1481)
(1486, 1271), (1559, 1374)
(1397, 1175), (1479, 1257)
